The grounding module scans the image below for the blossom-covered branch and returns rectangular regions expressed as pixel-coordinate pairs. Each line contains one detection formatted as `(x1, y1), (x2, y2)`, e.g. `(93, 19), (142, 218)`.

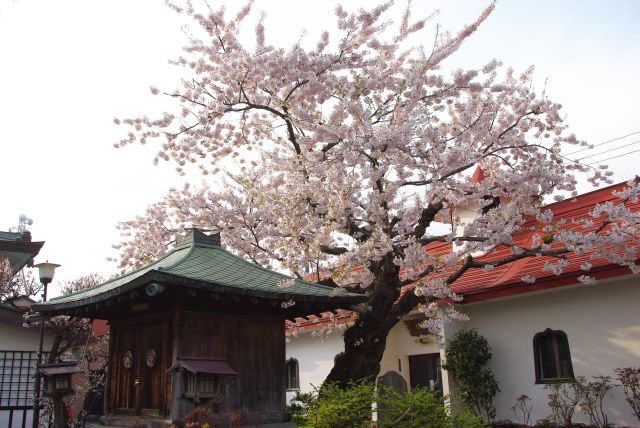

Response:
(113, 1), (634, 386)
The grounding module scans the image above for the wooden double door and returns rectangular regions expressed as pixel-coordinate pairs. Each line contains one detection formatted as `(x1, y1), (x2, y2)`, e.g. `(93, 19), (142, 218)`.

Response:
(112, 319), (170, 417)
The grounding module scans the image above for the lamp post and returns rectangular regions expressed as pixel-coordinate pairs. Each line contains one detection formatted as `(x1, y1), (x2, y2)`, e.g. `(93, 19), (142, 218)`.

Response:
(32, 261), (60, 428)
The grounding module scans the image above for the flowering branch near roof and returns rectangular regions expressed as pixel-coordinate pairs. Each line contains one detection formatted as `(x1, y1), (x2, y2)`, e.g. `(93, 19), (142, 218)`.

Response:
(110, 2), (640, 381)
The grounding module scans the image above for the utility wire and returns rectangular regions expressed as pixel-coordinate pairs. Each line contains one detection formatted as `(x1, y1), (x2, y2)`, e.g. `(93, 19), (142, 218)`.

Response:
(586, 148), (640, 166)
(576, 139), (640, 161)
(565, 130), (640, 156)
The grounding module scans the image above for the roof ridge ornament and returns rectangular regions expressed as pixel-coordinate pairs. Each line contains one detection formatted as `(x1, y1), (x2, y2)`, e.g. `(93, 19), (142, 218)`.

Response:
(176, 228), (221, 247)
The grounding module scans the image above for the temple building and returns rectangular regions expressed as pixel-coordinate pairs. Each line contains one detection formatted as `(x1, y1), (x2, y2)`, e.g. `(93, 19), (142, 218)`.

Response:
(32, 229), (364, 427)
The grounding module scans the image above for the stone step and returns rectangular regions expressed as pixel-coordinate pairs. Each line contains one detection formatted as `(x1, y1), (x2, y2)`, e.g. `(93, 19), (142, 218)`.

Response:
(87, 418), (293, 428)
(98, 416), (171, 428)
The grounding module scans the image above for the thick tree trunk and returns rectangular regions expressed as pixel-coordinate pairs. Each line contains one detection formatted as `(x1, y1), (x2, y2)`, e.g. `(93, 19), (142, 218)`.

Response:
(324, 255), (413, 388)
(324, 310), (397, 388)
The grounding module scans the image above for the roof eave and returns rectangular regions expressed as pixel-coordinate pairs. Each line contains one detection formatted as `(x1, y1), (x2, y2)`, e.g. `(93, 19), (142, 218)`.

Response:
(459, 262), (637, 304)
(33, 269), (366, 314)
(32, 270), (159, 313)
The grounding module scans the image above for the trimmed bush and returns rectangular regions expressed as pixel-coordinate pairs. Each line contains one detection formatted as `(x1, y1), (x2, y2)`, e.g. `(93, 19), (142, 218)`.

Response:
(443, 329), (499, 422)
(292, 381), (375, 428)
(289, 382), (484, 428)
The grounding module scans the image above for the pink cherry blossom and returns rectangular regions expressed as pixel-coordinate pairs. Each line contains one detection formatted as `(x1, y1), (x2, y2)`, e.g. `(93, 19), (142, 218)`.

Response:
(111, 1), (640, 385)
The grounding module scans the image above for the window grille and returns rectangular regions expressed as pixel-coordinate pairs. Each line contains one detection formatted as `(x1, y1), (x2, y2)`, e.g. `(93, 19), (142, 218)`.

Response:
(0, 350), (48, 407)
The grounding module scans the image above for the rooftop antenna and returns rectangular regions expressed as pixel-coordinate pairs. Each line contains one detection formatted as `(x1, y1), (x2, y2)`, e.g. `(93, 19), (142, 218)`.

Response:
(17, 214), (33, 233)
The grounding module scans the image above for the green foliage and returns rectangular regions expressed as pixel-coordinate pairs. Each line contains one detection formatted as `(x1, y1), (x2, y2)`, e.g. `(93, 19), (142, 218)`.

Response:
(291, 382), (485, 428)
(287, 390), (316, 423)
(292, 381), (375, 428)
(377, 386), (485, 428)
(442, 329), (499, 421)
(450, 409), (487, 428)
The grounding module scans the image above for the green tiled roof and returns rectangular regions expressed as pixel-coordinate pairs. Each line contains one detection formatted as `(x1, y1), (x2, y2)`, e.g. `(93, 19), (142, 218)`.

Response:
(35, 230), (363, 311)
(0, 231), (44, 275)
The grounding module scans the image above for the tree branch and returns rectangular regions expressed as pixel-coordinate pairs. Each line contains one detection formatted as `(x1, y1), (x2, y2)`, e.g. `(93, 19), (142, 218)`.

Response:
(319, 245), (349, 256)
(413, 202), (444, 239)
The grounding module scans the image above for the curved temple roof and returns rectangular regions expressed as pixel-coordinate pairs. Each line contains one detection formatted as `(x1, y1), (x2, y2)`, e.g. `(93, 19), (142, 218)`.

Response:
(33, 229), (364, 313)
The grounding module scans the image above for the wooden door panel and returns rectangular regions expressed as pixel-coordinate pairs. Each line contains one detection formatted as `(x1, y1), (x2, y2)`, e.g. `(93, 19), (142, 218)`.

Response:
(117, 328), (138, 412)
(139, 323), (164, 413)
(113, 318), (170, 417)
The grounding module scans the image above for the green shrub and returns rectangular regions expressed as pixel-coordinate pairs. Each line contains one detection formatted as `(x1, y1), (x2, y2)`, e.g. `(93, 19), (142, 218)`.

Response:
(292, 381), (375, 428)
(377, 386), (448, 428)
(377, 386), (484, 428)
(290, 382), (485, 428)
(286, 390), (315, 423)
(450, 407), (487, 428)
(442, 329), (499, 422)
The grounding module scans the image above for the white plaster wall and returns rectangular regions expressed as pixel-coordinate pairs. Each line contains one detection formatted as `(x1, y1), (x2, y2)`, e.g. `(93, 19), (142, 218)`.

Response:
(285, 316), (442, 403)
(0, 321), (55, 428)
(0, 321), (54, 351)
(443, 276), (640, 427)
(379, 316), (441, 388)
(285, 331), (344, 402)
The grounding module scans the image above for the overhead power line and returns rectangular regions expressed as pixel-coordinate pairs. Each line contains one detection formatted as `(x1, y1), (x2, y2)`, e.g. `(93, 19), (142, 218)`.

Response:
(576, 139), (640, 161)
(586, 148), (640, 166)
(565, 130), (640, 156)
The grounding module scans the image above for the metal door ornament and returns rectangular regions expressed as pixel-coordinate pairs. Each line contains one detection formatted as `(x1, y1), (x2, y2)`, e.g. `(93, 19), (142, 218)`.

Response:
(146, 349), (157, 368)
(123, 350), (133, 369)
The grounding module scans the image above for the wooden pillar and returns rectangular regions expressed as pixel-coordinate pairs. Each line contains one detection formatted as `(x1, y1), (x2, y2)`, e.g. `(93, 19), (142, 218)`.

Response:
(171, 302), (183, 364)
(168, 302), (183, 420)
(105, 322), (116, 415)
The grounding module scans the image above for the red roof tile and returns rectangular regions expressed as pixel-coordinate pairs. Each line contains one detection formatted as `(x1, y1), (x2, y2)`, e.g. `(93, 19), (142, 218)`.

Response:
(470, 166), (486, 185)
(419, 181), (640, 303)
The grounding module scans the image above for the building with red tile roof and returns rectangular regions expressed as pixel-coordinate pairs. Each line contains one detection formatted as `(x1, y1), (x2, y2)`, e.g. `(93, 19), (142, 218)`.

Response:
(286, 180), (640, 426)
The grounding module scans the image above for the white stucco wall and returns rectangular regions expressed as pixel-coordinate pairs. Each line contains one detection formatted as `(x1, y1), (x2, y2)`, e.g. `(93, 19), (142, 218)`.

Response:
(0, 318), (56, 428)
(285, 315), (442, 402)
(443, 275), (640, 427)
(285, 330), (344, 402)
(286, 274), (640, 426)
(0, 321), (54, 351)
(378, 315), (441, 387)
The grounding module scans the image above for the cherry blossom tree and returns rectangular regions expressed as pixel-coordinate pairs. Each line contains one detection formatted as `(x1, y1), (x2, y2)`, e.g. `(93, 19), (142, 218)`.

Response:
(0, 257), (40, 303)
(114, 2), (640, 386)
(30, 274), (108, 427)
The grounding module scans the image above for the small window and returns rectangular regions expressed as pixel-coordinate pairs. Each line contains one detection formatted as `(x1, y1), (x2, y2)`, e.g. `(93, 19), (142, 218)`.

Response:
(533, 329), (574, 383)
(285, 358), (300, 390)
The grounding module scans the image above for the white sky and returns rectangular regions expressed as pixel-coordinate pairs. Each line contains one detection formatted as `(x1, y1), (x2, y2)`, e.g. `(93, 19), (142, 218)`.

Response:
(0, 0), (638, 295)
